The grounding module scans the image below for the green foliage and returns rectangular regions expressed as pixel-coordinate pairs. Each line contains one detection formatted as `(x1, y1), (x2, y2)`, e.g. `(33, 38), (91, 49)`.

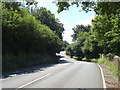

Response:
(82, 57), (91, 62)
(3, 2), (21, 10)
(72, 25), (91, 41)
(82, 57), (87, 61)
(98, 55), (119, 76)
(97, 54), (106, 63)
(91, 14), (120, 55)
(2, 2), (62, 55)
(91, 59), (97, 63)
(106, 53), (114, 60)
(3, 53), (59, 72)
(57, 2), (70, 13)
(66, 44), (74, 56)
(56, 2), (120, 16)
(73, 56), (79, 60)
(2, 2), (63, 72)
(33, 7), (64, 39)
(65, 2), (120, 60)
(66, 25), (99, 59)
(62, 41), (69, 50)
(66, 42), (84, 60)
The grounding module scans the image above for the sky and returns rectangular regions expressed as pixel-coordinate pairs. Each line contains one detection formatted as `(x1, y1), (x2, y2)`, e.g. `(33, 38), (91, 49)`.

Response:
(37, 0), (96, 43)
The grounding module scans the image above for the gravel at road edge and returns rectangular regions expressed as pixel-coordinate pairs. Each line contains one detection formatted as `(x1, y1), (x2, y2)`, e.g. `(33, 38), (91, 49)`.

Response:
(99, 63), (118, 88)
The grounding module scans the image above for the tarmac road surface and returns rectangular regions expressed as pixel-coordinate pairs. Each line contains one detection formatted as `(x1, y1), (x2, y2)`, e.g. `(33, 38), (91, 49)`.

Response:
(2, 51), (105, 88)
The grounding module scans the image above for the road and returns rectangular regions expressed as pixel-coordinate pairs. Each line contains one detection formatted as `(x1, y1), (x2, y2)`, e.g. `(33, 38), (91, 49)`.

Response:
(2, 51), (105, 88)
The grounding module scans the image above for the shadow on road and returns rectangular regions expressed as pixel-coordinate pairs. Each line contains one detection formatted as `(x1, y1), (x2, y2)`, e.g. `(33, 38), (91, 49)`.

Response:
(2, 55), (72, 79)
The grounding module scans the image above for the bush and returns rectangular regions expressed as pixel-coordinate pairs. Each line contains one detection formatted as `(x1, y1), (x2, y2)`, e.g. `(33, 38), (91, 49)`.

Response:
(91, 59), (98, 63)
(73, 56), (78, 60)
(106, 53), (114, 60)
(98, 54), (106, 63)
(2, 4), (62, 55)
(2, 3), (63, 72)
(66, 42), (84, 59)
(3, 53), (60, 72)
(98, 54), (119, 76)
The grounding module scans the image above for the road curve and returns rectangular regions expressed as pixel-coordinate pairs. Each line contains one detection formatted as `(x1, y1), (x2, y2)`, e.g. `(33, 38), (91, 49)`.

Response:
(2, 51), (104, 88)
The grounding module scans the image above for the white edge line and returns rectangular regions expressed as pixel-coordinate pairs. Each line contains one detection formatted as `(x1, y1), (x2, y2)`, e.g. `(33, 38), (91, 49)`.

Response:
(15, 73), (53, 90)
(97, 64), (106, 89)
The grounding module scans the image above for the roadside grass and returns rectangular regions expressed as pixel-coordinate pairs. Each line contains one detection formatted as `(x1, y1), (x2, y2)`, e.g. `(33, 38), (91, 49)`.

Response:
(66, 53), (119, 76)
(3, 53), (59, 73)
(78, 54), (119, 76)
(82, 57), (91, 62)
(72, 56), (91, 62)
(91, 58), (98, 63)
(73, 56), (79, 60)
(97, 54), (119, 76)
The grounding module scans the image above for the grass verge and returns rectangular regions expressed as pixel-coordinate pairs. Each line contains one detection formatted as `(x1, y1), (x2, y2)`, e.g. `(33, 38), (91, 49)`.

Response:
(3, 53), (59, 73)
(96, 54), (119, 76)
(73, 56), (79, 60)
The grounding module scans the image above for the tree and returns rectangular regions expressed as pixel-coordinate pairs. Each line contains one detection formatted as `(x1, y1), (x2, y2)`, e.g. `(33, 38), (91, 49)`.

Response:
(2, 2), (62, 56)
(33, 7), (64, 39)
(66, 25), (91, 59)
(56, 2), (120, 16)
(72, 25), (91, 41)
(58, 2), (120, 56)
(91, 14), (120, 55)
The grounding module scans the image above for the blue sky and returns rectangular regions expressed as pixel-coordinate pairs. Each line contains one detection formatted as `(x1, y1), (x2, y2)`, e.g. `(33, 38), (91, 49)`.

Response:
(37, 0), (95, 43)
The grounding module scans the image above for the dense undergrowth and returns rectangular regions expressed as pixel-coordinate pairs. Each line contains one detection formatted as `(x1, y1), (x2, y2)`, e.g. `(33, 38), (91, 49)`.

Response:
(3, 54), (60, 72)
(2, 2), (64, 72)
(97, 55), (119, 77)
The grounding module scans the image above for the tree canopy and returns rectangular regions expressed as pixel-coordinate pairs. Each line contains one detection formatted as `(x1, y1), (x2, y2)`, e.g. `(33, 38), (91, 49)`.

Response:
(65, 1), (120, 59)
(72, 25), (91, 41)
(2, 2), (63, 56)
(33, 7), (64, 39)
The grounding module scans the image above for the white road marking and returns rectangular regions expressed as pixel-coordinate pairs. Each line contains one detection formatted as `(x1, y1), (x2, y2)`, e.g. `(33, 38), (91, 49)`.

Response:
(97, 64), (106, 89)
(5, 62), (104, 89)
(15, 73), (53, 90)
(15, 63), (73, 89)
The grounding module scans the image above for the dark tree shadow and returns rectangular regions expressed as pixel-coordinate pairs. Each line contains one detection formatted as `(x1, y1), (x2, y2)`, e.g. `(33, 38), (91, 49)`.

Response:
(2, 55), (72, 79)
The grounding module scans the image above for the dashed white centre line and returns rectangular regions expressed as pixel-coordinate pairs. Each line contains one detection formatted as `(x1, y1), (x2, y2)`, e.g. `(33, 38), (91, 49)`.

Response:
(15, 63), (73, 90)
(15, 73), (53, 90)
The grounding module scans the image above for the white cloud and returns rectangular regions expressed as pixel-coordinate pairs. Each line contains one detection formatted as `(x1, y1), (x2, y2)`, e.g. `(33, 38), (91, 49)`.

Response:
(57, 17), (74, 43)
(37, 0), (46, 7)
(62, 29), (74, 44)
(37, 0), (54, 8)
(37, 1), (95, 44)
(75, 15), (95, 26)
(59, 18), (73, 30)
(62, 15), (95, 44)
